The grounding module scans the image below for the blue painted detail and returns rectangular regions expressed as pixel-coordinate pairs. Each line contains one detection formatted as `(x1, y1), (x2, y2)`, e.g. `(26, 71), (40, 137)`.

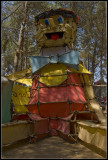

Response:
(44, 19), (49, 26)
(58, 17), (63, 23)
(59, 50), (78, 65)
(30, 56), (49, 73)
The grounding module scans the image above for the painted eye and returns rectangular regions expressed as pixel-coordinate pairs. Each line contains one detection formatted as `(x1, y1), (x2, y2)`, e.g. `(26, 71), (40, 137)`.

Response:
(58, 17), (63, 24)
(44, 19), (49, 26)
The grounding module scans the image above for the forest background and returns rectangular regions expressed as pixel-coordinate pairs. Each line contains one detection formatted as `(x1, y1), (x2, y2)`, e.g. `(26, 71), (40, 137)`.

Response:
(1, 1), (107, 84)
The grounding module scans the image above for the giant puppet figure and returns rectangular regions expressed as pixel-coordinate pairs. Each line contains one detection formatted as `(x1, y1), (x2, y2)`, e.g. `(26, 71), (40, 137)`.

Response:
(27, 8), (106, 141)
(2, 9), (106, 151)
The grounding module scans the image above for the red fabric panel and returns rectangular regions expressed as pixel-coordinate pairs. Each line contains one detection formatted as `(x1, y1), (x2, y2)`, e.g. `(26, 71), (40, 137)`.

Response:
(31, 77), (48, 89)
(70, 103), (86, 112)
(39, 103), (70, 118)
(68, 85), (81, 103)
(49, 119), (58, 136)
(68, 85), (86, 103)
(30, 78), (38, 96)
(75, 86), (86, 103)
(38, 87), (67, 103)
(57, 114), (73, 134)
(28, 103), (85, 116)
(12, 114), (30, 120)
(68, 73), (86, 103)
(76, 113), (99, 121)
(28, 113), (47, 121)
(29, 91), (37, 104)
(29, 84), (86, 104)
(36, 120), (49, 135)
(68, 73), (81, 84)
(28, 104), (39, 114)
(57, 120), (70, 134)
(59, 113), (73, 120)
(28, 113), (49, 135)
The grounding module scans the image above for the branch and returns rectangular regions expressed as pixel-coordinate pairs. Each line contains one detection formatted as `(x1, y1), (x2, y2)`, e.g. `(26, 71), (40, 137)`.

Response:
(1, 4), (22, 23)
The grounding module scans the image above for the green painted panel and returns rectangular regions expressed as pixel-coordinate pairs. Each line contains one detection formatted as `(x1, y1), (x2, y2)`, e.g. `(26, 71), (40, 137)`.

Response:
(2, 80), (13, 124)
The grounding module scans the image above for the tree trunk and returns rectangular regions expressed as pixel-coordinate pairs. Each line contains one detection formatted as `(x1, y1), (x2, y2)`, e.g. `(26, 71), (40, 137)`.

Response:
(100, 11), (104, 98)
(13, 1), (30, 73)
(1, 53), (6, 76)
(1, 39), (8, 76)
(24, 14), (29, 70)
(91, 32), (97, 83)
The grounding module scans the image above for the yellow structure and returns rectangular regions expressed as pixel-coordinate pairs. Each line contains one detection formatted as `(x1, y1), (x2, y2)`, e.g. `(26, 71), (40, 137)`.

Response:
(2, 121), (34, 145)
(11, 84), (30, 113)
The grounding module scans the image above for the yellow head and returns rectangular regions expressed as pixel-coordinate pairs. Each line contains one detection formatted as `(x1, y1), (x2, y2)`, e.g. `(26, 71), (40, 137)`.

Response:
(35, 8), (80, 48)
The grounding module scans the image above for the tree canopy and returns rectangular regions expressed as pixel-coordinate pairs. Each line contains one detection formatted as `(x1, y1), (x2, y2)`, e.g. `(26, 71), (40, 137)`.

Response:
(1, 1), (107, 83)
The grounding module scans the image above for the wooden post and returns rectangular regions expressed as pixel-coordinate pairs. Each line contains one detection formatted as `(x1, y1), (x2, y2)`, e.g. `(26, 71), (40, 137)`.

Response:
(74, 112), (78, 143)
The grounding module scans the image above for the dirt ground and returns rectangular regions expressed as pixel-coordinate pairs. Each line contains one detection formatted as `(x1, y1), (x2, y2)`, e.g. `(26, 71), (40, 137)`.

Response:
(2, 136), (105, 159)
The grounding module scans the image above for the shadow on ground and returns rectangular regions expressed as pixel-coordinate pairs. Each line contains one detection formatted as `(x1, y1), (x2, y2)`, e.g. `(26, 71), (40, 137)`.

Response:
(2, 136), (104, 159)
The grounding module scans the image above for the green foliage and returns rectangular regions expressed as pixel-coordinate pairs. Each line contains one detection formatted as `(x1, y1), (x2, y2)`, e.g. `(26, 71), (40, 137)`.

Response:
(1, 1), (107, 82)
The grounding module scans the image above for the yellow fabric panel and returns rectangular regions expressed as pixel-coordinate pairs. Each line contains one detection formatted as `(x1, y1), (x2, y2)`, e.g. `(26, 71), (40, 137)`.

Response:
(79, 64), (91, 74)
(39, 63), (67, 86)
(11, 84), (30, 113)
(16, 78), (32, 86)
(77, 121), (107, 151)
(6, 68), (32, 81)
(39, 63), (91, 86)
(14, 105), (28, 113)
(70, 64), (91, 74)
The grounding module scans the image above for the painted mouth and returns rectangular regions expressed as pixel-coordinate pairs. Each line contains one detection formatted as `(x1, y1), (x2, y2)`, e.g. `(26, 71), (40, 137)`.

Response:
(45, 32), (64, 40)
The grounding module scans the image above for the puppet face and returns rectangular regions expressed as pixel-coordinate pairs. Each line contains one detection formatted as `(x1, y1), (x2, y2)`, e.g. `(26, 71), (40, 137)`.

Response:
(35, 15), (77, 48)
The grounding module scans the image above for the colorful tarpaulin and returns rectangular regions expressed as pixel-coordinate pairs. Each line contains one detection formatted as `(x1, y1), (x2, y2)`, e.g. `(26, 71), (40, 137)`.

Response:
(36, 63), (91, 87)
(27, 72), (86, 117)
(28, 73), (86, 104)
(11, 84), (30, 113)
(28, 102), (86, 117)
(5, 64), (91, 86)
(57, 114), (73, 134)
(70, 64), (91, 74)
(39, 63), (67, 86)
(28, 113), (73, 136)
(15, 78), (32, 86)
(6, 68), (32, 81)
(29, 50), (79, 73)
